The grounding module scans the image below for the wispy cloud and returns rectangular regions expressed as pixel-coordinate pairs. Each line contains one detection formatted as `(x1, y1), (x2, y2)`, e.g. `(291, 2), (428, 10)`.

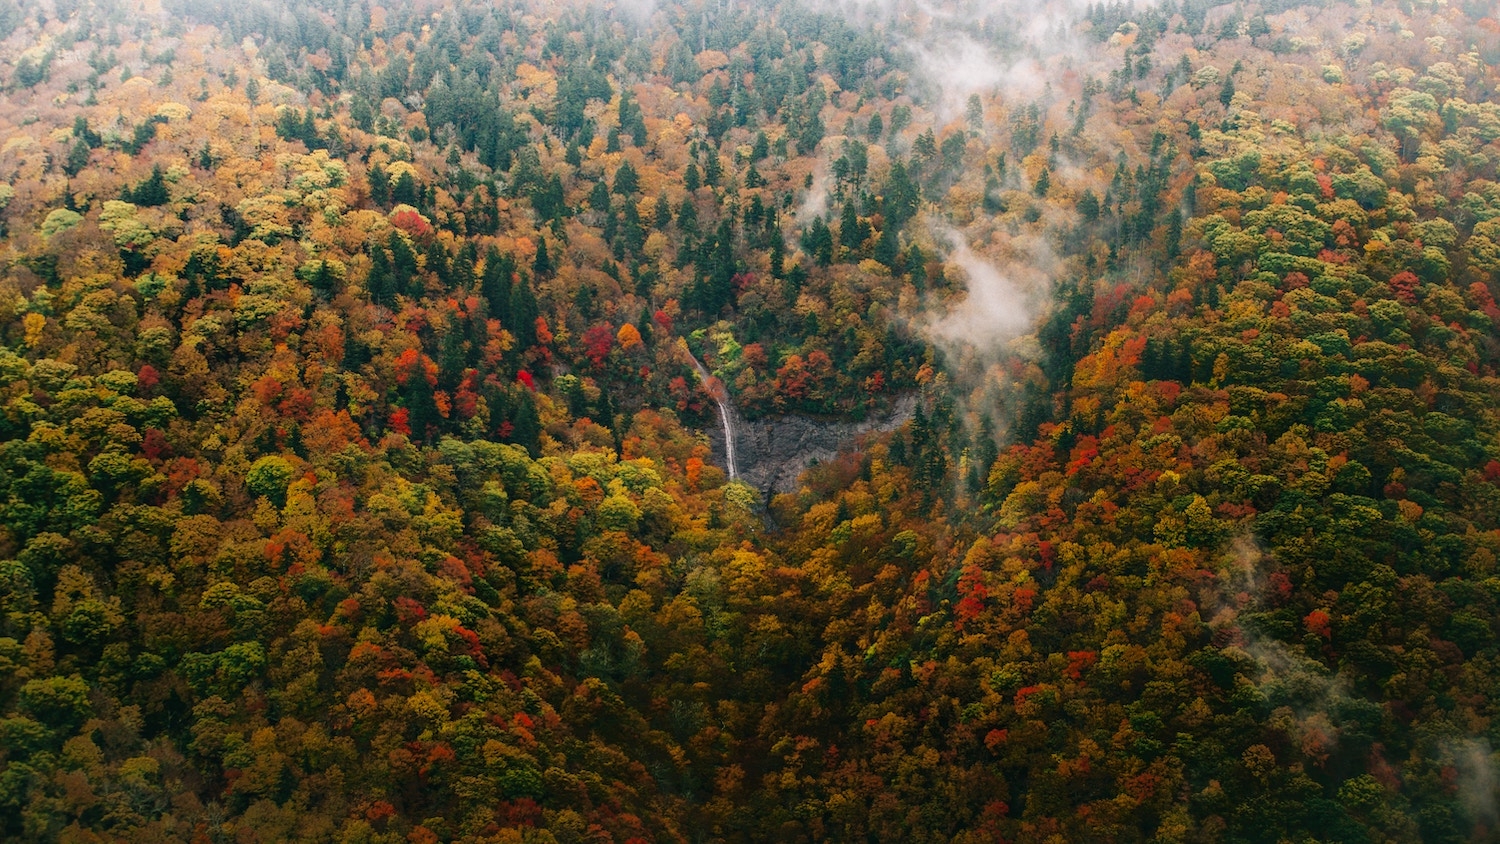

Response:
(925, 226), (1046, 358)
(1446, 738), (1500, 827)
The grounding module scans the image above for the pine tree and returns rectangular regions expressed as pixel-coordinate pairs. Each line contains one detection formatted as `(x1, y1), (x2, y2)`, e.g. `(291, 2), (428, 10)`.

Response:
(532, 238), (553, 279)
(874, 220), (899, 268)
(64, 138), (90, 177)
(368, 165), (390, 205)
(906, 244), (926, 290)
(797, 113), (824, 155)
(388, 231), (419, 296)
(439, 325), (466, 389)
(481, 248), (514, 324)
(367, 244), (395, 305)
(621, 200), (645, 254)
(884, 159), (919, 229)
(310, 260), (338, 296)
(589, 179), (611, 212)
(453, 241), (478, 290)
(392, 171), (420, 206)
(677, 198), (698, 238)
(839, 202), (861, 257)
(613, 161), (639, 195)
(300, 108), (319, 147)
(425, 240), (451, 287)
(129, 165), (170, 206)
(706, 219), (736, 314)
(654, 192), (673, 230)
(509, 389), (541, 455)
(1079, 189), (1100, 221)
(511, 272), (539, 349)
(808, 218), (834, 266)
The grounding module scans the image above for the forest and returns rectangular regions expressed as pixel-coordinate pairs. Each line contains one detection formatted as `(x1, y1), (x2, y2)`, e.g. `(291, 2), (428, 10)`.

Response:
(0, 0), (1499, 840)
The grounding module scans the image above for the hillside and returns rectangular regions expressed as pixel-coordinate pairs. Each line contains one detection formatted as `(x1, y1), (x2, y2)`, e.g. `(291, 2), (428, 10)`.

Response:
(1, 0), (1499, 841)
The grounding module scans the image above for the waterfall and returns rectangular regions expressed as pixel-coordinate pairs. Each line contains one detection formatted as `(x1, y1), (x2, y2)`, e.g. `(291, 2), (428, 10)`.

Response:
(681, 342), (738, 480)
(715, 394), (738, 480)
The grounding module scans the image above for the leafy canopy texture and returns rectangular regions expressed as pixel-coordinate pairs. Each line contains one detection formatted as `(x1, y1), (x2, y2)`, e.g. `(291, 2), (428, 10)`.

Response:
(0, 0), (1499, 841)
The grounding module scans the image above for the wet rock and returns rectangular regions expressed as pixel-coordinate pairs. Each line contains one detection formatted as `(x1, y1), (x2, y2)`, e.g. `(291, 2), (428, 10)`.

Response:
(702, 394), (917, 495)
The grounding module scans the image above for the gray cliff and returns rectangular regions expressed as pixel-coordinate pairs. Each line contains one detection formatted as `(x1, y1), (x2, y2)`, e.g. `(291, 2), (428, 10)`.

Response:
(702, 394), (917, 495)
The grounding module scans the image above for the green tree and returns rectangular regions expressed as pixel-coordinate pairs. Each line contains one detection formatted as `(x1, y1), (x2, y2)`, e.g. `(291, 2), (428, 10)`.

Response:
(246, 456), (294, 505)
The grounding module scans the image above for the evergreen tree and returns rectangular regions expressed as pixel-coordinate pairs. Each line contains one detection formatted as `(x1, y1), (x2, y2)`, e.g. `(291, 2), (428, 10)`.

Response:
(509, 389), (541, 455)
(388, 231), (419, 296)
(1079, 188), (1101, 222)
(425, 240), (452, 288)
(368, 165), (390, 205)
(874, 220), (899, 268)
(510, 272), (539, 349)
(677, 197), (699, 238)
(705, 218), (736, 313)
(884, 159), (920, 229)
(654, 192), (672, 230)
(128, 165), (170, 206)
(64, 138), (90, 177)
(839, 201), (862, 257)
(368, 243), (395, 305)
(532, 238), (553, 279)
(621, 200), (645, 254)
(906, 243), (926, 290)
(807, 218), (834, 266)
(453, 241), (478, 290)
(602, 208), (619, 247)
(1034, 167), (1051, 197)
(438, 323), (466, 388)
(310, 260), (338, 296)
(403, 367), (440, 442)
(613, 160), (639, 195)
(797, 113), (824, 155)
(72, 115), (100, 147)
(481, 248), (515, 324)
(589, 179), (611, 212)
(392, 171), (420, 206)
(301, 109), (319, 146)
(532, 173), (566, 221)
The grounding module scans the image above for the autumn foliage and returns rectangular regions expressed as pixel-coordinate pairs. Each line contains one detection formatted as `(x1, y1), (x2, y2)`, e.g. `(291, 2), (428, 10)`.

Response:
(0, 0), (1498, 842)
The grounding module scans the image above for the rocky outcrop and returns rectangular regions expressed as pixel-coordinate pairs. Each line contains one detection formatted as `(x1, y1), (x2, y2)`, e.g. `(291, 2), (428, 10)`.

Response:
(702, 394), (917, 495)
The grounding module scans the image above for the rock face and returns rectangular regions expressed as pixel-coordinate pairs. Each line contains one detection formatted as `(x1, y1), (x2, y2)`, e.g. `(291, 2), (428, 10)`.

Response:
(702, 394), (917, 495)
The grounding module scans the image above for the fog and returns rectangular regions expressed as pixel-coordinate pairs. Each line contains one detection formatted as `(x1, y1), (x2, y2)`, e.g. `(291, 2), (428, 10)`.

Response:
(1447, 738), (1500, 827)
(925, 226), (1048, 358)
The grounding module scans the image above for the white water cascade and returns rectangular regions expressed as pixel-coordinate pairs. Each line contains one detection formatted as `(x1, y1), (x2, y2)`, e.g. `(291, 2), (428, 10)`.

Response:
(681, 342), (738, 480)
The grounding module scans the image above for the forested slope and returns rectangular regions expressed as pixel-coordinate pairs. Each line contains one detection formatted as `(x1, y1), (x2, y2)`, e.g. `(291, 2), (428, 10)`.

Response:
(0, 0), (1498, 841)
